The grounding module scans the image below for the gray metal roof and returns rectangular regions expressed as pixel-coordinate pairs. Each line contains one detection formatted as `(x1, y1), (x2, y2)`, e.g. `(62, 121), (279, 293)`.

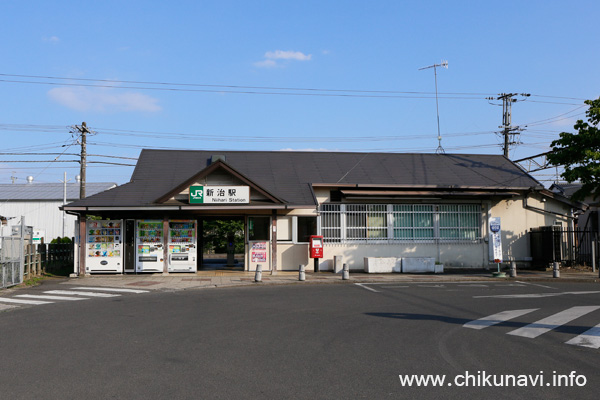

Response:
(65, 150), (541, 209)
(0, 182), (117, 201)
(550, 183), (582, 198)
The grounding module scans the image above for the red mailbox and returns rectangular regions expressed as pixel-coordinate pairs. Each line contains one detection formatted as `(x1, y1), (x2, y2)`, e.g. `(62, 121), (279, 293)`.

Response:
(309, 235), (324, 258)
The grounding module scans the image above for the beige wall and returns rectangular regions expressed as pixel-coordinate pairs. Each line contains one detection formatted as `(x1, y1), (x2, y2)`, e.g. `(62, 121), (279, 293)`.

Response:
(274, 193), (574, 271)
(278, 243), (310, 271)
(489, 194), (570, 264)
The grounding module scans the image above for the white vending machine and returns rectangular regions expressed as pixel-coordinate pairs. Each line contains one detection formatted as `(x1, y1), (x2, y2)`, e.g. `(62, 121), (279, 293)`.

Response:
(86, 220), (123, 273)
(136, 219), (164, 272)
(167, 219), (197, 272)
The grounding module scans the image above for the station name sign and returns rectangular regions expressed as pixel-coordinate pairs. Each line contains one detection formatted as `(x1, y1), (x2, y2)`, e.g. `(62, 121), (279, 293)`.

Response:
(189, 185), (250, 204)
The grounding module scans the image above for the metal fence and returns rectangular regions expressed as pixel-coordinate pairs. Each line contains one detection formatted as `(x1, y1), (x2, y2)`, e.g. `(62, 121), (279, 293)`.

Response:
(0, 236), (23, 289)
(39, 243), (74, 275)
(530, 227), (599, 268)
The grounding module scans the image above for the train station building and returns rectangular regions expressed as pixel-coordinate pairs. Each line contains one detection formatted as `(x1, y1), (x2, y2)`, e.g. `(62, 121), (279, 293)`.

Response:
(62, 150), (580, 275)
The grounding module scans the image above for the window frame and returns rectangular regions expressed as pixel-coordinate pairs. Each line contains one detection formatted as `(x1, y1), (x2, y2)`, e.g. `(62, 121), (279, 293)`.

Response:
(319, 202), (482, 244)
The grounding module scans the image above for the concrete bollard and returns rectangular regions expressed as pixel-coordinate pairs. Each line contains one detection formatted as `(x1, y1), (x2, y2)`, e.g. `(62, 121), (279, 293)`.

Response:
(342, 263), (349, 280)
(510, 261), (517, 278)
(255, 264), (262, 282)
(553, 262), (560, 278)
(334, 255), (343, 273)
(299, 264), (306, 281)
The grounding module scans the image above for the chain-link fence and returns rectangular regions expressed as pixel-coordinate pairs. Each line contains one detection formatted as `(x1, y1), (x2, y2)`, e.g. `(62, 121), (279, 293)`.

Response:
(1, 235), (23, 289)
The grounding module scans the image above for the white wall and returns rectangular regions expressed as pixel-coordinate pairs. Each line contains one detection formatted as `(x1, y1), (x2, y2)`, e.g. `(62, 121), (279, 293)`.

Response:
(320, 242), (486, 271)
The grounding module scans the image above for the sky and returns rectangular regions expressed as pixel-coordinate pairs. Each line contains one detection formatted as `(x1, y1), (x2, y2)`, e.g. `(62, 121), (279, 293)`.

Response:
(1, 0), (598, 187)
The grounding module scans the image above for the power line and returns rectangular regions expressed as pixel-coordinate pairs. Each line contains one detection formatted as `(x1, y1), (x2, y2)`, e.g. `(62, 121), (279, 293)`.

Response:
(0, 78), (489, 100)
(0, 72), (494, 97)
(0, 152), (137, 161)
(529, 94), (589, 101)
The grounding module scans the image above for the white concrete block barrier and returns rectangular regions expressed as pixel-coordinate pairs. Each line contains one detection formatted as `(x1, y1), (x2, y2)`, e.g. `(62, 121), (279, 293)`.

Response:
(402, 257), (435, 273)
(363, 257), (402, 273)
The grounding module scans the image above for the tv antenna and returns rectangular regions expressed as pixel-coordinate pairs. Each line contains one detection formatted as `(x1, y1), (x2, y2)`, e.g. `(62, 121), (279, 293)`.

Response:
(419, 60), (448, 154)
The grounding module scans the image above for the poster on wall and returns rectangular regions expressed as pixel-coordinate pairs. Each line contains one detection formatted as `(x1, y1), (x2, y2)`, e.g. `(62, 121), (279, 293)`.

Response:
(251, 242), (267, 250)
(489, 217), (503, 263)
(251, 251), (267, 262)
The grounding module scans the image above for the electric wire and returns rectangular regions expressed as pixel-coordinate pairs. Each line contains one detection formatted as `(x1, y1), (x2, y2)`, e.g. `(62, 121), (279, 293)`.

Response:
(0, 73), (494, 96)
(0, 78), (489, 100)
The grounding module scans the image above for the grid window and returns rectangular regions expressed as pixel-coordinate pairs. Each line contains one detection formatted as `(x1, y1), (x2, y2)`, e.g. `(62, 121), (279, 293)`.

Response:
(345, 205), (387, 240)
(320, 204), (342, 243)
(320, 203), (481, 243)
(392, 205), (434, 240)
(439, 204), (480, 240)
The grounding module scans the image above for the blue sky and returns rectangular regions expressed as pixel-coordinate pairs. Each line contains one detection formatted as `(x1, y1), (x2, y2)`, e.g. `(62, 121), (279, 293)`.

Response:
(1, 0), (598, 186)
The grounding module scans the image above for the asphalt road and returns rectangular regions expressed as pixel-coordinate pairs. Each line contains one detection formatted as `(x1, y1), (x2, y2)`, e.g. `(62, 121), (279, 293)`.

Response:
(1, 280), (599, 399)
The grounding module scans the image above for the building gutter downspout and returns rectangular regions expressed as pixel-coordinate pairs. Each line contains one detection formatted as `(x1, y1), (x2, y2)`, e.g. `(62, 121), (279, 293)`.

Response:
(523, 196), (576, 219)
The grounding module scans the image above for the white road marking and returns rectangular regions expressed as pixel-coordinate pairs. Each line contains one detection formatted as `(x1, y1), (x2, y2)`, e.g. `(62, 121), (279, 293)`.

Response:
(69, 287), (149, 294)
(474, 291), (600, 299)
(354, 283), (380, 293)
(0, 303), (19, 310)
(44, 290), (119, 298)
(16, 294), (87, 301)
(418, 285), (445, 288)
(458, 284), (489, 287)
(507, 306), (600, 339)
(516, 281), (556, 289)
(383, 286), (409, 288)
(565, 323), (600, 349)
(0, 297), (53, 305)
(464, 309), (539, 330)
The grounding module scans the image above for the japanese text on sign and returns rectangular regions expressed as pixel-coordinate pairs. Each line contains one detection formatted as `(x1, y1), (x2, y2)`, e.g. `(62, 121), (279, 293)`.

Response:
(189, 186), (250, 204)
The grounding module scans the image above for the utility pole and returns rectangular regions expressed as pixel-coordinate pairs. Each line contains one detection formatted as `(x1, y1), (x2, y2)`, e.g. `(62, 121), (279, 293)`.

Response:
(487, 93), (530, 158)
(70, 122), (94, 199)
(59, 171), (72, 237)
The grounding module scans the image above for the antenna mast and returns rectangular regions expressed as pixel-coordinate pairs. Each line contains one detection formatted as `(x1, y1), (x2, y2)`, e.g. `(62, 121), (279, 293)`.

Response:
(419, 60), (448, 154)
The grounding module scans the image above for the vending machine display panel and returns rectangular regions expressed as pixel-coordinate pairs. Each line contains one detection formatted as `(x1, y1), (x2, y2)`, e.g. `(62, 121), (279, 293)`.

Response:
(167, 220), (197, 272)
(136, 220), (164, 272)
(86, 220), (123, 273)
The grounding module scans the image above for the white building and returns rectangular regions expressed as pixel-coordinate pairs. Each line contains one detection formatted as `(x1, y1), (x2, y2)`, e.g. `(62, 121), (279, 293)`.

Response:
(0, 180), (116, 241)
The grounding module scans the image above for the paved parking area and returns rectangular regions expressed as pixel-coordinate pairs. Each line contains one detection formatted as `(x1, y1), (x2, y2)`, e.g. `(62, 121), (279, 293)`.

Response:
(56, 268), (600, 291)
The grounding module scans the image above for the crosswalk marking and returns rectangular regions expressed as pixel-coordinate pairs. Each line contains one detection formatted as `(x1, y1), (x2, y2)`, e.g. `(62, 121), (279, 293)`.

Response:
(69, 286), (149, 294)
(16, 294), (87, 301)
(43, 290), (119, 298)
(464, 309), (538, 330)
(565, 324), (600, 349)
(0, 286), (149, 311)
(507, 306), (600, 339)
(464, 306), (600, 349)
(0, 297), (53, 305)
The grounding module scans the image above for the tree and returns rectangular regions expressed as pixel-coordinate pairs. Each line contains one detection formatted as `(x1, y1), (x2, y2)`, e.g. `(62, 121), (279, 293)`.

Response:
(547, 97), (600, 201)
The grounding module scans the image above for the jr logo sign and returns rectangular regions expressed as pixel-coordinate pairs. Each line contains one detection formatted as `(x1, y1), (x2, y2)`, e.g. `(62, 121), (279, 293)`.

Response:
(188, 185), (250, 204)
(189, 186), (204, 203)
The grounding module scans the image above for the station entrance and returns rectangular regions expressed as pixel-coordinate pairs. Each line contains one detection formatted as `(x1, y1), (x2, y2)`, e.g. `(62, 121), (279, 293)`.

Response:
(199, 216), (245, 270)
